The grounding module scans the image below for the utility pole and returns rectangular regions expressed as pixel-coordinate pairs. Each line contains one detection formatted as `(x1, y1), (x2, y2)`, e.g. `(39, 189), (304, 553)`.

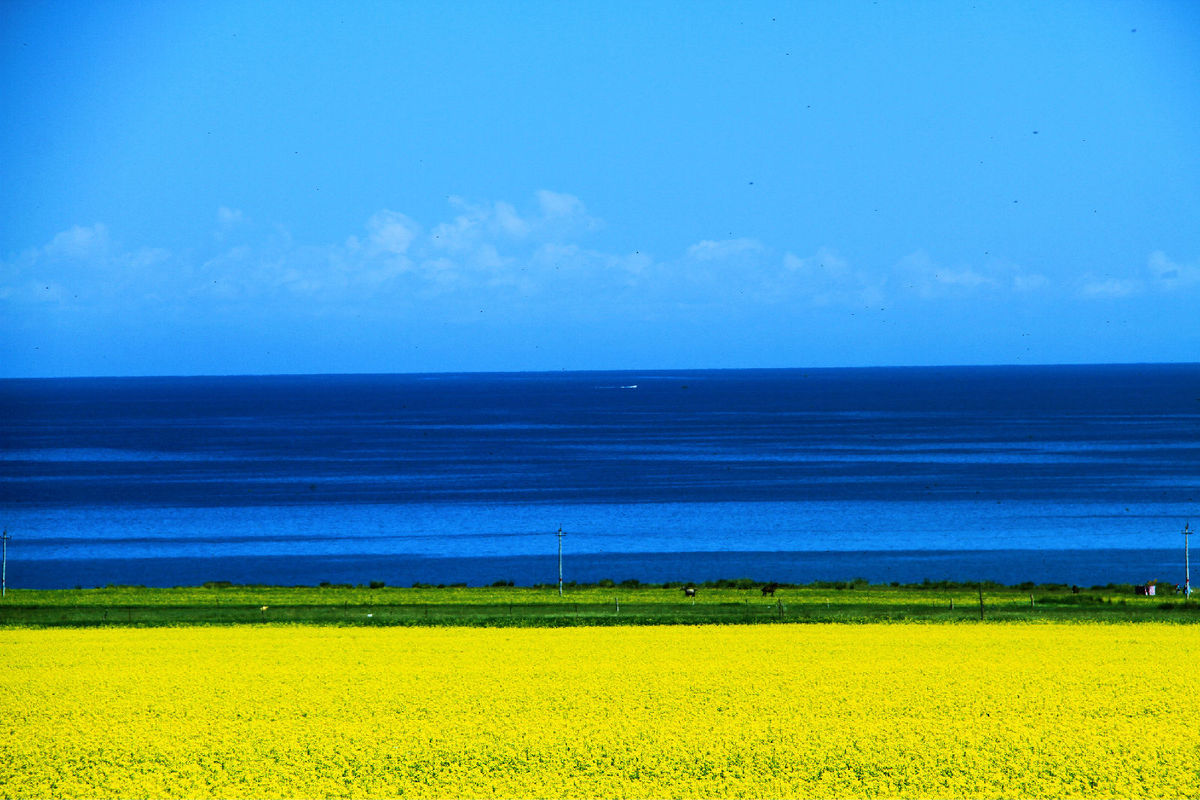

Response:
(556, 526), (565, 597)
(1, 530), (8, 599)
(1184, 521), (1193, 598)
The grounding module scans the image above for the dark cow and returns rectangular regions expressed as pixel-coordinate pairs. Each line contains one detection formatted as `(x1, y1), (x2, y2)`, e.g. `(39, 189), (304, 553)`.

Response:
(683, 586), (697, 598)
(761, 582), (779, 597)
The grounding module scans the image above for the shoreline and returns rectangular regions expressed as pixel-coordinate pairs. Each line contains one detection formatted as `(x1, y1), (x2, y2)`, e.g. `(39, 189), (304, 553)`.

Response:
(6, 546), (1185, 591)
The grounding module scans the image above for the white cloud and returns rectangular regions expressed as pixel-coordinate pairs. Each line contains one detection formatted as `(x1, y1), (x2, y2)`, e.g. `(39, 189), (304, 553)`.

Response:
(934, 269), (994, 289)
(213, 208), (248, 244)
(896, 250), (995, 298)
(1148, 251), (1200, 290)
(1080, 278), (1142, 299)
(780, 247), (881, 306)
(493, 202), (529, 238)
(1012, 273), (1050, 292)
(364, 210), (419, 256)
(42, 224), (110, 260)
(429, 212), (478, 252)
(473, 243), (509, 272)
(216, 206), (244, 227)
(8, 193), (1129, 335)
(892, 250), (1055, 302)
(192, 193), (610, 307)
(1074, 252), (1200, 300)
(529, 243), (650, 286)
(0, 223), (180, 309)
(622, 250), (653, 276)
(686, 238), (764, 262)
(431, 198), (521, 252)
(429, 191), (597, 255)
(537, 190), (588, 221)
(784, 247), (850, 276)
(534, 191), (601, 238)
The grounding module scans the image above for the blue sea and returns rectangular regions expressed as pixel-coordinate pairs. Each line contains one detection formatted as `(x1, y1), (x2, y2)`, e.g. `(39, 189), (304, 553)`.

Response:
(2, 364), (1198, 589)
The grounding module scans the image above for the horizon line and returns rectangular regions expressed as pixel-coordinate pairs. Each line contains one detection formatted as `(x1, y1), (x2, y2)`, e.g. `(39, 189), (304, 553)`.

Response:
(3, 360), (1198, 382)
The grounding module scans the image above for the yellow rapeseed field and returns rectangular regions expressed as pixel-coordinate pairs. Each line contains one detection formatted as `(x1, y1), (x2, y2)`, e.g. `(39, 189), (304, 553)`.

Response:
(1, 624), (1197, 798)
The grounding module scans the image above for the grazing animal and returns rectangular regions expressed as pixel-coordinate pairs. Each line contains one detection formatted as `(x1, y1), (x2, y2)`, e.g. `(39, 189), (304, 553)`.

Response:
(683, 586), (696, 598)
(761, 582), (779, 597)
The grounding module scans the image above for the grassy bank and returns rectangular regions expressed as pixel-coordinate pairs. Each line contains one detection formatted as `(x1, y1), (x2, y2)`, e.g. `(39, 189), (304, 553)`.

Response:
(2, 580), (1197, 626)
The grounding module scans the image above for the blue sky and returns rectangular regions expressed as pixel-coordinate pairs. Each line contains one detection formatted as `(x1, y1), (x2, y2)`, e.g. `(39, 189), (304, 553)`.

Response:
(2, 0), (1198, 377)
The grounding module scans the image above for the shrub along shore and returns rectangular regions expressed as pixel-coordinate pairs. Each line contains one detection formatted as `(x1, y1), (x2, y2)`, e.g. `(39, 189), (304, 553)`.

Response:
(1, 578), (1197, 627)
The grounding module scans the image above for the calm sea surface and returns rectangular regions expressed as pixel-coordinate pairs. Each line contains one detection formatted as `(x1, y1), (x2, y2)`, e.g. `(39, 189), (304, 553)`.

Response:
(2, 364), (1198, 588)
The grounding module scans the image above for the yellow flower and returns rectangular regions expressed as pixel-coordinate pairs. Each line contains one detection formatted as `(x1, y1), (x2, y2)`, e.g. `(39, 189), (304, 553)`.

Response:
(0, 624), (1196, 798)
